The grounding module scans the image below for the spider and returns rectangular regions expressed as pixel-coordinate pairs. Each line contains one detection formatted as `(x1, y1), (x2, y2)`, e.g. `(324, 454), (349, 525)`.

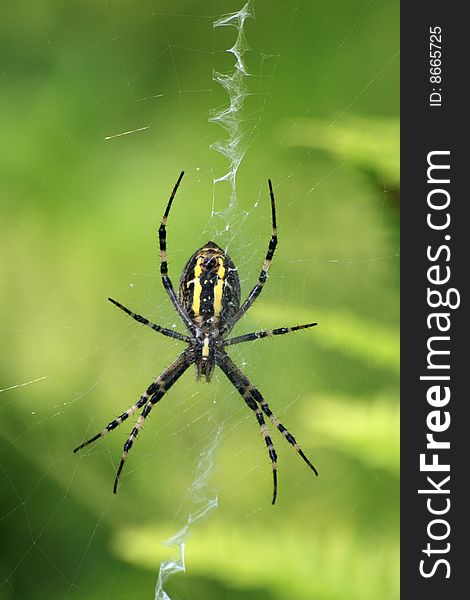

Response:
(74, 172), (318, 504)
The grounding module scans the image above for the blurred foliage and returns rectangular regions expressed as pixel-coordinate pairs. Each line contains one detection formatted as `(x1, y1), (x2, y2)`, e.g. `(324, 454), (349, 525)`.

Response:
(280, 115), (400, 187)
(0, 1), (399, 599)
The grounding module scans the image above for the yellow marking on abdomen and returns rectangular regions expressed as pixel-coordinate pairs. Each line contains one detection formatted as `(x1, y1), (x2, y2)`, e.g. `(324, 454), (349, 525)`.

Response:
(213, 257), (226, 317)
(191, 258), (203, 317)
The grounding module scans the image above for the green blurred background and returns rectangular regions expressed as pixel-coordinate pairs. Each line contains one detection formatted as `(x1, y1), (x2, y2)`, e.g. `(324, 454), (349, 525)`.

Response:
(0, 1), (399, 599)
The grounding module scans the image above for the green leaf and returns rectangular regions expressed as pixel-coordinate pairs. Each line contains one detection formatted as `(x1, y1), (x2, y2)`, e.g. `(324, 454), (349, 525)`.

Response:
(249, 302), (399, 373)
(111, 521), (398, 600)
(280, 115), (400, 185)
(306, 393), (399, 474)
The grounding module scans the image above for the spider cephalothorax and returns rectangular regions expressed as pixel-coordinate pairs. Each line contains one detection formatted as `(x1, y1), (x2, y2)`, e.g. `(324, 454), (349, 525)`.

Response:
(74, 173), (318, 504)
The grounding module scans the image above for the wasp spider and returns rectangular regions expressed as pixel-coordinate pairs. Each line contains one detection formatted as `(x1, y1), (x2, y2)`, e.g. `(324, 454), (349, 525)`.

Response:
(74, 173), (318, 504)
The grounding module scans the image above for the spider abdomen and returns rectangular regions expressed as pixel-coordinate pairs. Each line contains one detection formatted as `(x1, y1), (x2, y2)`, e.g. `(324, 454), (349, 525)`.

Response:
(178, 241), (240, 328)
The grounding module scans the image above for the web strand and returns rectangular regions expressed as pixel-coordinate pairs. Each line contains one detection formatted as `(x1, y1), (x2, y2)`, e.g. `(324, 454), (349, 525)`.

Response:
(210, 1), (254, 223)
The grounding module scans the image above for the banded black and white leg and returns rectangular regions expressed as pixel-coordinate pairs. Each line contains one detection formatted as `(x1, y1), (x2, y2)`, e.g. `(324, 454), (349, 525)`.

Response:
(73, 349), (194, 492)
(217, 351), (279, 504)
(225, 322), (317, 347)
(73, 388), (156, 453)
(217, 351), (318, 504)
(158, 172), (195, 333)
(108, 297), (190, 343)
(224, 179), (278, 334)
(112, 348), (193, 492)
(256, 393), (318, 479)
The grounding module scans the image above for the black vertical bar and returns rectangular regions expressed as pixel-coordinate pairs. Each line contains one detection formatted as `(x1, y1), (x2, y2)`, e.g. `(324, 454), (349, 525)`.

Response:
(401, 3), (465, 598)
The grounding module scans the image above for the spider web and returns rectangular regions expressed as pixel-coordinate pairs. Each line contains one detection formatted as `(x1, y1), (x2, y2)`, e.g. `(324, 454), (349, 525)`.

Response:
(0, 1), (399, 600)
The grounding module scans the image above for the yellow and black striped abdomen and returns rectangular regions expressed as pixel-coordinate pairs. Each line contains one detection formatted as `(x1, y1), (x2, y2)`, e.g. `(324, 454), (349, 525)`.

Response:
(178, 241), (240, 326)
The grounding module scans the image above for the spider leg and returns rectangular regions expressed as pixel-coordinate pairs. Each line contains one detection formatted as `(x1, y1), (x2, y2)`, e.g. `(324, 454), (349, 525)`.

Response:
(73, 349), (193, 453)
(217, 351), (317, 504)
(108, 297), (190, 343)
(113, 348), (193, 493)
(224, 180), (277, 333)
(158, 172), (195, 333)
(225, 322), (317, 347)
(217, 351), (279, 504)
(74, 392), (153, 453)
